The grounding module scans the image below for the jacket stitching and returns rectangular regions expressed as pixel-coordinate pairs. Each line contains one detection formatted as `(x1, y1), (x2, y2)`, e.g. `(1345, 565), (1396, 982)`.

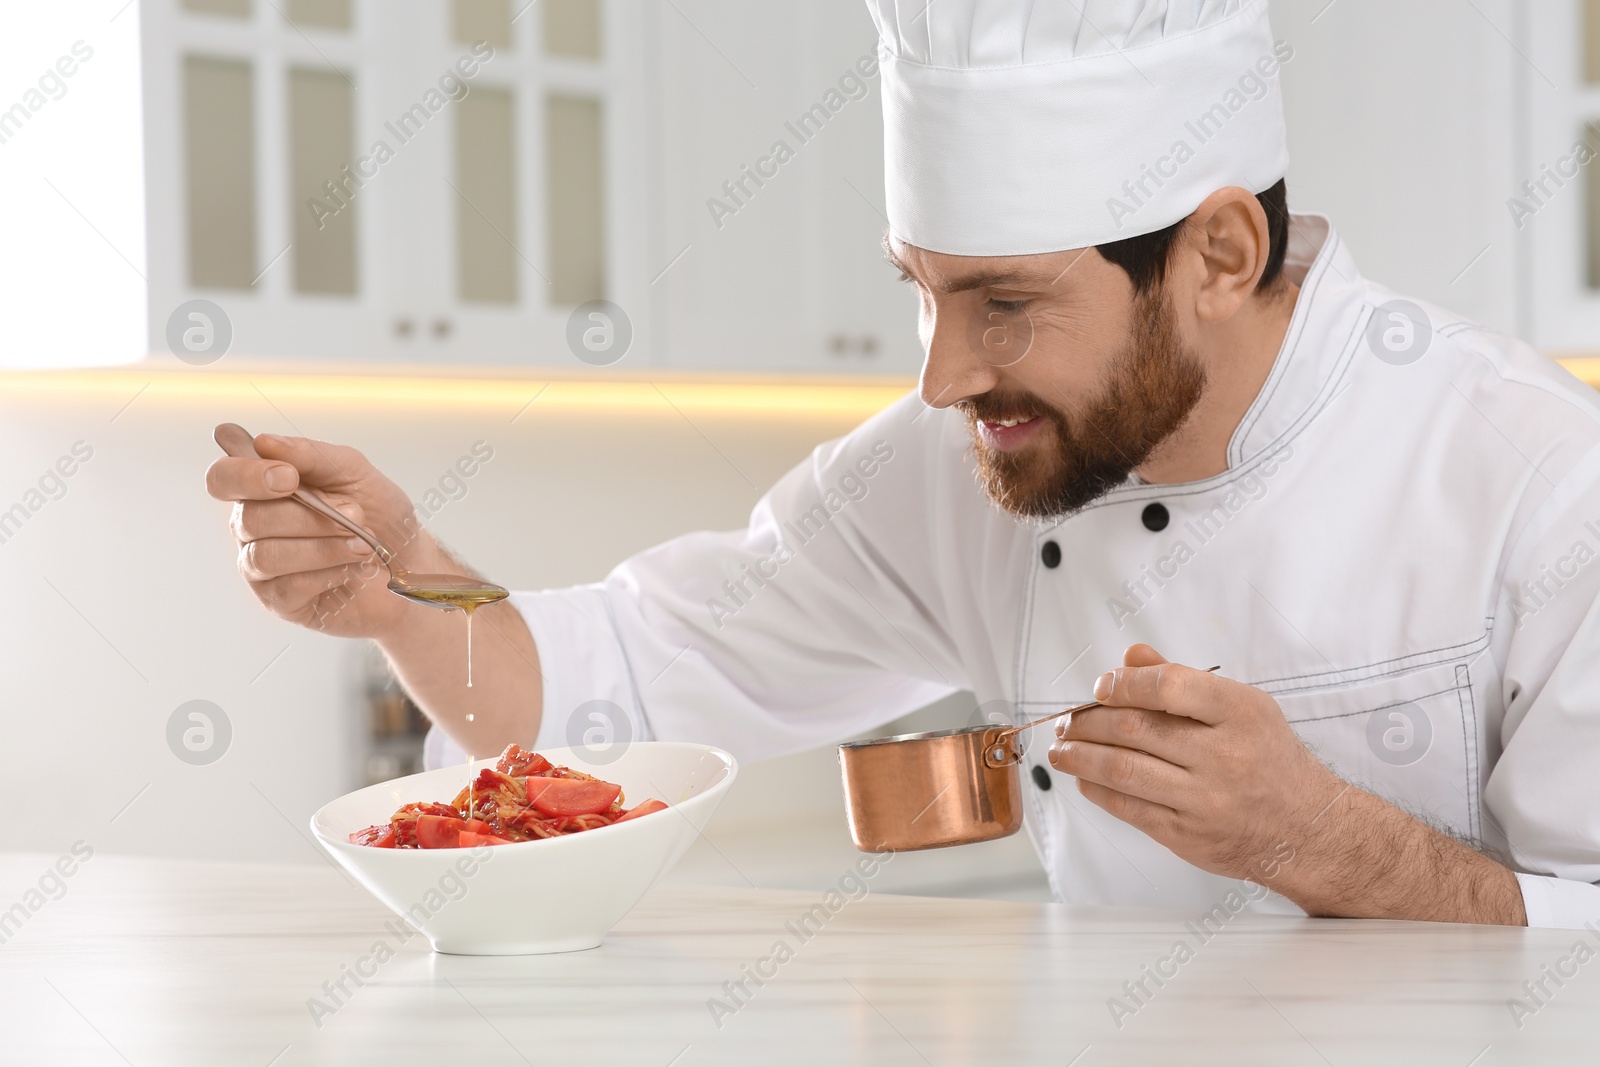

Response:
(1250, 632), (1490, 692)
(1019, 635), (1489, 707)
(1017, 527), (1058, 894)
(1457, 662), (1479, 841)
(1230, 229), (1341, 464)
(1280, 680), (1466, 724)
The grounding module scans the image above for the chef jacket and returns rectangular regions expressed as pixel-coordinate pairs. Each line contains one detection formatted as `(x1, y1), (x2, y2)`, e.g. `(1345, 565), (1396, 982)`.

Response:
(428, 214), (1600, 929)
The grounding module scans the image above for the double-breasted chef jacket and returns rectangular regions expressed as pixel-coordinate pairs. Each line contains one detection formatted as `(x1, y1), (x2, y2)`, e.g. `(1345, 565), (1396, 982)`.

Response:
(430, 215), (1600, 929)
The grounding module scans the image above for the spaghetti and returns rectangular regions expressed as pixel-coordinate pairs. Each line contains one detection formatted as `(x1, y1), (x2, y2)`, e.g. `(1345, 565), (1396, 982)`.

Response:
(349, 744), (667, 849)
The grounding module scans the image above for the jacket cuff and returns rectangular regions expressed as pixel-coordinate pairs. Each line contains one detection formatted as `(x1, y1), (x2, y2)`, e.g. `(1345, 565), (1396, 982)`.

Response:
(511, 585), (653, 754)
(1517, 872), (1600, 930)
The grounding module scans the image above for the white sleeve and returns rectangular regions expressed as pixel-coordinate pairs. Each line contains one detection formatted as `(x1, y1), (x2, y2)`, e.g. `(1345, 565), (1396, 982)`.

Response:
(1486, 444), (1600, 929)
(1516, 873), (1600, 930)
(507, 394), (963, 766)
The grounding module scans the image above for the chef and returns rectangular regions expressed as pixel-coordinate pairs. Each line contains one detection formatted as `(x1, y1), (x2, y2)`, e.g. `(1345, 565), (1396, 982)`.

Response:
(208, 0), (1600, 929)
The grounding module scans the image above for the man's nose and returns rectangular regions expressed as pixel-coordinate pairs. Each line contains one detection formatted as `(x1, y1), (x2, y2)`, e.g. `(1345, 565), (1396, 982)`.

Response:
(920, 300), (1002, 409)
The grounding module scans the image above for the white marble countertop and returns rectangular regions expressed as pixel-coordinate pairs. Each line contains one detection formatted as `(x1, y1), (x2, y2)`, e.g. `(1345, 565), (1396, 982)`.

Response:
(1, 854), (1594, 1065)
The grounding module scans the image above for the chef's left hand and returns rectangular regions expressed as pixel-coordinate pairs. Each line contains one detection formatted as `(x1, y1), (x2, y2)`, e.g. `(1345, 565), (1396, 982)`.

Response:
(1048, 644), (1344, 882)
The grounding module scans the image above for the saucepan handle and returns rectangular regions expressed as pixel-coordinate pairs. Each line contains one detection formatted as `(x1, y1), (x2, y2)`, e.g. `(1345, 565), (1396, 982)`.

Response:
(982, 664), (1222, 768)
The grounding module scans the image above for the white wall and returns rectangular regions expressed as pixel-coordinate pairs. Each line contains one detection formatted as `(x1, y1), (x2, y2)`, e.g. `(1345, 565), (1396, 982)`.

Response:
(1271, 0), (1522, 336)
(0, 382), (852, 857)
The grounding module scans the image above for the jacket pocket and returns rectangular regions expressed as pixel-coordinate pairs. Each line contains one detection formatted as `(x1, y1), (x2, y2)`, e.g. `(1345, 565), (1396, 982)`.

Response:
(1265, 658), (1483, 842)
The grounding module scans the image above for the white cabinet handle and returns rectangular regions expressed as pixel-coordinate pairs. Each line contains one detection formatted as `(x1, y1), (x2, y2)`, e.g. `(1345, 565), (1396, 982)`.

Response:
(827, 334), (880, 358)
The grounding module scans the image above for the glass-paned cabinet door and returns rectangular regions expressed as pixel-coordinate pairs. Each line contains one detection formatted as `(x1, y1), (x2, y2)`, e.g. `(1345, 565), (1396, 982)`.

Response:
(147, 0), (395, 360)
(1525, 1), (1600, 352)
(144, 0), (650, 366)
(396, 0), (652, 366)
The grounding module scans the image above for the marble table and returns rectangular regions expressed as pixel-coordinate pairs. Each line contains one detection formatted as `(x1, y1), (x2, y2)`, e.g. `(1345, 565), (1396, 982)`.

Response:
(1, 854), (1595, 1065)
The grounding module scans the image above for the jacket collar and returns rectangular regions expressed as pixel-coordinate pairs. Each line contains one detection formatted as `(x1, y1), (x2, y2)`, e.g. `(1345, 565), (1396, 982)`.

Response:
(1224, 212), (1366, 469)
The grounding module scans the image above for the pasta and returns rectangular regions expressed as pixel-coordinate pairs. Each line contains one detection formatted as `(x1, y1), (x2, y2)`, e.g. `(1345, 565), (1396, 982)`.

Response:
(349, 744), (667, 848)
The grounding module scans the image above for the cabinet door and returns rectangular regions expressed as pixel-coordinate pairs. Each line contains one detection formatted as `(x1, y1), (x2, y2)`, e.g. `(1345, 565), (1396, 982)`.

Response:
(650, 0), (921, 376)
(147, 0), (653, 367)
(1525, 1), (1600, 352)
(391, 0), (654, 367)
(146, 0), (406, 362)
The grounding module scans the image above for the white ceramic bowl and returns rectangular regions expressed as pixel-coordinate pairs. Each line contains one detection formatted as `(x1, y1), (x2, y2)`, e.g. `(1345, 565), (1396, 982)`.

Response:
(311, 742), (737, 955)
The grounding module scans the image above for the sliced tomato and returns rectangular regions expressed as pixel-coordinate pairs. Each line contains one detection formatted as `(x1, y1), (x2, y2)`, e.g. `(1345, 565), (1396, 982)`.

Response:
(458, 830), (514, 847)
(415, 815), (459, 849)
(496, 744), (553, 778)
(522, 776), (621, 817)
(416, 815), (494, 849)
(349, 824), (398, 847)
(614, 799), (668, 824)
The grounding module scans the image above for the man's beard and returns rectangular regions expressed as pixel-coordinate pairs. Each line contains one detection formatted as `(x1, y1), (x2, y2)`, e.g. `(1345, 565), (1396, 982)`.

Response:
(959, 289), (1206, 521)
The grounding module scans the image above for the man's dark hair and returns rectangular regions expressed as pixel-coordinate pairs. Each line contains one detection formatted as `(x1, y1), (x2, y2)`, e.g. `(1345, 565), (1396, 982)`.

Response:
(1097, 178), (1290, 295)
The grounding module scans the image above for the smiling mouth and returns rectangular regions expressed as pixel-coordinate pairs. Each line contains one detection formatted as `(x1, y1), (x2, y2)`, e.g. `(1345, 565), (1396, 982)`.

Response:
(975, 414), (1045, 453)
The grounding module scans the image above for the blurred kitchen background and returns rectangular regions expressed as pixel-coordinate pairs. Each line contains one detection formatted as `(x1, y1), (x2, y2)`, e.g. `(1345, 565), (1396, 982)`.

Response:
(0, 0), (1593, 901)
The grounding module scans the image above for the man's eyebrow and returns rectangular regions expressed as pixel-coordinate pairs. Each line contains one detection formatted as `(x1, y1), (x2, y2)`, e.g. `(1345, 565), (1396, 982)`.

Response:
(882, 245), (1055, 294)
(932, 269), (1047, 294)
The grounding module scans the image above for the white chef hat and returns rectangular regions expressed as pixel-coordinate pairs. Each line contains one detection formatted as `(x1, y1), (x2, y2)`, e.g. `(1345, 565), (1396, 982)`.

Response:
(865, 0), (1291, 256)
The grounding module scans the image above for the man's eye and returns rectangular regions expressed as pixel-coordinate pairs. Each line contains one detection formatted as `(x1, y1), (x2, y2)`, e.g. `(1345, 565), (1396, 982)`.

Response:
(897, 270), (914, 283)
(986, 298), (1029, 313)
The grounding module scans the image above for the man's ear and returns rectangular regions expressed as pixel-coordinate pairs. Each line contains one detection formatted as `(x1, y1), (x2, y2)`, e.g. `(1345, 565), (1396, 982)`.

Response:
(1180, 187), (1273, 324)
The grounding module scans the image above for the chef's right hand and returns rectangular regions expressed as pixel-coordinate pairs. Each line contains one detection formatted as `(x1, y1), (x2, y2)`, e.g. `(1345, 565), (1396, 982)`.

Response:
(205, 432), (425, 637)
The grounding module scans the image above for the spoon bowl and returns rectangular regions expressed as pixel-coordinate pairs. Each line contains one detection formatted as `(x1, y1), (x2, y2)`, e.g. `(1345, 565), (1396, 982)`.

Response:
(390, 575), (511, 611)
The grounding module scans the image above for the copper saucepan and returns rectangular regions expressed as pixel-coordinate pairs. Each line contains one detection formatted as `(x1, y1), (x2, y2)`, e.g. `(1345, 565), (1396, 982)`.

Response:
(838, 666), (1220, 852)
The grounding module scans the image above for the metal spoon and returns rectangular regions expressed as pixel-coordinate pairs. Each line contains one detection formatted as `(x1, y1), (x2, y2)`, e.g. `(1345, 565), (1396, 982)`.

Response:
(214, 423), (510, 612)
(984, 664), (1223, 766)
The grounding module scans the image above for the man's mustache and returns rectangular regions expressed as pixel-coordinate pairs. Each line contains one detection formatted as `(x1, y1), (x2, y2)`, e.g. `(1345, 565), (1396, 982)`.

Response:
(958, 392), (1058, 426)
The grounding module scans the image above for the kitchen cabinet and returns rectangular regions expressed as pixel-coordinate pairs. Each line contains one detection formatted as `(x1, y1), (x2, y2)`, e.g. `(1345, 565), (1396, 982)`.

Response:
(22, 0), (919, 373)
(142, 0), (655, 368)
(1524, 0), (1600, 352)
(646, 0), (922, 375)
(15, 1), (1583, 372)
